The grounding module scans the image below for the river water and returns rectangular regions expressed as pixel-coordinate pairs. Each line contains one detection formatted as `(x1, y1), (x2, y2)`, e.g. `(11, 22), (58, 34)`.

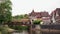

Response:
(12, 30), (29, 34)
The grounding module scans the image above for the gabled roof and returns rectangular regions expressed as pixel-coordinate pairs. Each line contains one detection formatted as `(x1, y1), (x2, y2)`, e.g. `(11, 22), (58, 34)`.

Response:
(50, 8), (60, 16)
(29, 10), (50, 18)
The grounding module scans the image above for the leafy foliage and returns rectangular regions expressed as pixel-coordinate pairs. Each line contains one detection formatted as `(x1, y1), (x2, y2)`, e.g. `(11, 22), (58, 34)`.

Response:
(13, 14), (29, 20)
(0, 0), (12, 24)
(33, 20), (42, 24)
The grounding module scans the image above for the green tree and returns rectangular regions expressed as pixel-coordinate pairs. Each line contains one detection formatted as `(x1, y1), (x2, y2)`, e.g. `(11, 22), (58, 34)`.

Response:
(13, 14), (29, 20)
(0, 0), (12, 24)
(33, 20), (42, 24)
(24, 14), (29, 18)
(13, 15), (24, 19)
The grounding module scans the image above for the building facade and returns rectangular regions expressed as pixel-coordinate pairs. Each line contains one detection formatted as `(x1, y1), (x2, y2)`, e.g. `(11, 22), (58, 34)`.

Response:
(51, 8), (60, 24)
(29, 10), (51, 25)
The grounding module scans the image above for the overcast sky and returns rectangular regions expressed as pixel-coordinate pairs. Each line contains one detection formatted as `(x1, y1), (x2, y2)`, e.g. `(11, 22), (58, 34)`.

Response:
(11, 0), (60, 16)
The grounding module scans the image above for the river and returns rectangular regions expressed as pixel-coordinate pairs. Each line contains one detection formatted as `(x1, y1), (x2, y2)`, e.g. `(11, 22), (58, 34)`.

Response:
(12, 30), (29, 34)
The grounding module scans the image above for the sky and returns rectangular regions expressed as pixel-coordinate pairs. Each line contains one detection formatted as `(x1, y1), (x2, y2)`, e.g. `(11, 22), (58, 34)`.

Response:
(11, 0), (60, 16)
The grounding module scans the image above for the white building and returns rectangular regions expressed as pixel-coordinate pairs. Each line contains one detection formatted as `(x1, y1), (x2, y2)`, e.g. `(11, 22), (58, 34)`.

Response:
(42, 17), (51, 25)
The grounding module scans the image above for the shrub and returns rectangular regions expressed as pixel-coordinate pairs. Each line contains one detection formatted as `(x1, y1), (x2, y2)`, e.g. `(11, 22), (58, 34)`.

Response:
(33, 20), (42, 24)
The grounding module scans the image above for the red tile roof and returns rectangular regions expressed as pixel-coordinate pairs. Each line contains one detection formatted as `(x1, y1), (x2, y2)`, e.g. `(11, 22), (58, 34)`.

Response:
(29, 10), (50, 18)
(50, 8), (60, 16)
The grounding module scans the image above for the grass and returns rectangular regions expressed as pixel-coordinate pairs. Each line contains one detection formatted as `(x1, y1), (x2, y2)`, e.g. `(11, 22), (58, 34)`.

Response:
(0, 32), (2, 34)
(0, 25), (14, 34)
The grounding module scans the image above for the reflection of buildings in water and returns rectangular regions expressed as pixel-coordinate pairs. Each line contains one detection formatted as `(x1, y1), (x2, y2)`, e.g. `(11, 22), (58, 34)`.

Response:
(34, 25), (41, 34)
(12, 30), (28, 34)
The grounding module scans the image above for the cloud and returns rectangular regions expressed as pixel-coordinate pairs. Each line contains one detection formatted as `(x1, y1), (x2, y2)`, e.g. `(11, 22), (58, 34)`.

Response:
(11, 0), (60, 16)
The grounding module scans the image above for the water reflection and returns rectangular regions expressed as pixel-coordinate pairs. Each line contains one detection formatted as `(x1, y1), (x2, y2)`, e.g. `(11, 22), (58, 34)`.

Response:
(12, 30), (28, 34)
